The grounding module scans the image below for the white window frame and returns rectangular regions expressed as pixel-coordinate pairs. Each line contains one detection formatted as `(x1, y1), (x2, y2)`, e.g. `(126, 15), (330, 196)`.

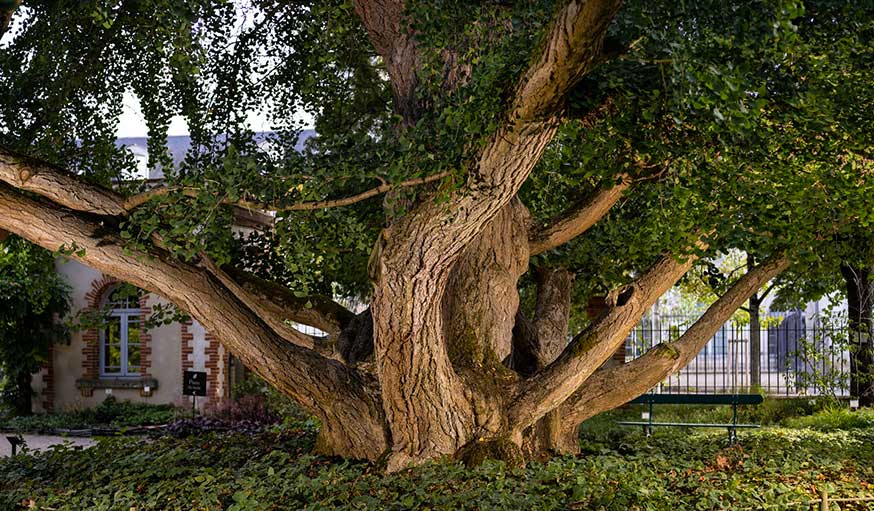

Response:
(99, 288), (142, 378)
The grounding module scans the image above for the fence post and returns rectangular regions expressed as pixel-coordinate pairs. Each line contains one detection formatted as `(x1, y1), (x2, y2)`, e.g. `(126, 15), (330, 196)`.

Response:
(819, 489), (828, 511)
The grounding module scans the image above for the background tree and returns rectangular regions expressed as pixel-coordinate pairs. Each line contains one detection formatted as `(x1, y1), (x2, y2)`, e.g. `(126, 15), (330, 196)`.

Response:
(0, 236), (70, 416)
(0, 0), (871, 469)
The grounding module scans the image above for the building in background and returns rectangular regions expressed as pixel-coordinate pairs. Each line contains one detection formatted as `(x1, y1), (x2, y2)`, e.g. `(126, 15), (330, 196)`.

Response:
(26, 133), (308, 414)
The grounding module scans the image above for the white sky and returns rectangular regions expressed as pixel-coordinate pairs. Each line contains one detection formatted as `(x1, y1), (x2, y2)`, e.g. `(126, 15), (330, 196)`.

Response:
(116, 91), (312, 138)
(2, 6), (312, 140)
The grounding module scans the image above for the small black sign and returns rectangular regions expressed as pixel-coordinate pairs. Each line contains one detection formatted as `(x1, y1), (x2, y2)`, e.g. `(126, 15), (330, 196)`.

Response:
(183, 370), (207, 397)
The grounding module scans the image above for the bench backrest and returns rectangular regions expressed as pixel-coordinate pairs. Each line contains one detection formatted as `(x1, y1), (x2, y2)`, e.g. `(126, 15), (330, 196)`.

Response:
(628, 393), (763, 405)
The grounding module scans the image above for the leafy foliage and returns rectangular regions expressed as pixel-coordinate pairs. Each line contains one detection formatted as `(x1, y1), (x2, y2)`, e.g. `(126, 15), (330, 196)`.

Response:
(0, 236), (70, 416)
(2, 402), (874, 510)
(2, 0), (873, 305)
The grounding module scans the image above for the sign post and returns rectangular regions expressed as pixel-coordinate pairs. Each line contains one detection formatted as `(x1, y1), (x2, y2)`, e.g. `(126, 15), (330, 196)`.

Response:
(183, 370), (207, 415)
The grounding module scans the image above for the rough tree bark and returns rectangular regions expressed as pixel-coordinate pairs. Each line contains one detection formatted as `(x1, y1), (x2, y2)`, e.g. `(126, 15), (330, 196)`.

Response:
(841, 264), (874, 407)
(0, 0), (792, 470)
(518, 267), (577, 458)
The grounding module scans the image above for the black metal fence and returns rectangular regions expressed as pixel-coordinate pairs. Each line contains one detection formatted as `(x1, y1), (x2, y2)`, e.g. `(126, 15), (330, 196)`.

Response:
(624, 310), (851, 396)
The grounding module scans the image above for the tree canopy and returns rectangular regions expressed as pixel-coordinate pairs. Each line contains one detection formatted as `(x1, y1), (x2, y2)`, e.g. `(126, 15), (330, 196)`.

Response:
(1, 1), (871, 298)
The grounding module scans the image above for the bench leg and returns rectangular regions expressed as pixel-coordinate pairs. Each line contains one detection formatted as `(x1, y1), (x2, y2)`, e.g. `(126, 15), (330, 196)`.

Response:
(729, 403), (738, 445)
(646, 402), (653, 437)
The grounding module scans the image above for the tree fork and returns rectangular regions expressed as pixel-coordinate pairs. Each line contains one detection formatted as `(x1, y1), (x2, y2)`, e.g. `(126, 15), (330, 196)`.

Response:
(507, 247), (705, 436)
(519, 266), (578, 458)
(558, 255), (789, 431)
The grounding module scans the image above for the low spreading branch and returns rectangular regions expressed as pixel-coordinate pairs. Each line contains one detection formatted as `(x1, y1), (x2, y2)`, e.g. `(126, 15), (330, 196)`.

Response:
(224, 267), (356, 338)
(0, 181), (389, 458)
(0, 148), (358, 361)
(0, 149), (126, 215)
(198, 254), (339, 356)
(507, 243), (706, 435)
(528, 177), (629, 255)
(558, 255), (790, 429)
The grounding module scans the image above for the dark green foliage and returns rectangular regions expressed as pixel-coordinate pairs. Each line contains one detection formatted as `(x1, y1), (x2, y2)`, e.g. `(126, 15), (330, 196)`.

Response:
(2, 405), (873, 510)
(0, 237), (70, 416)
(3, 0), (873, 306)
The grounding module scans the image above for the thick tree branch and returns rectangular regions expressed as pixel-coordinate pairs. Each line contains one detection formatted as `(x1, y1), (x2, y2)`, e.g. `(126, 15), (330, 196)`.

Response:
(510, 0), (623, 123)
(531, 267), (575, 366)
(352, 0), (420, 123)
(0, 149), (126, 215)
(507, 243), (705, 435)
(0, 148), (355, 335)
(224, 267), (356, 338)
(198, 255), (340, 357)
(0, 182), (388, 457)
(558, 255), (790, 429)
(528, 177), (629, 255)
(468, 0), (622, 192)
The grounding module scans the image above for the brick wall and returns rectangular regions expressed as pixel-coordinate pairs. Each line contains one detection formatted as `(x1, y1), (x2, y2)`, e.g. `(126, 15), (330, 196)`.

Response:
(180, 320), (194, 372)
(204, 332), (227, 405)
(181, 321), (227, 408)
(80, 275), (119, 386)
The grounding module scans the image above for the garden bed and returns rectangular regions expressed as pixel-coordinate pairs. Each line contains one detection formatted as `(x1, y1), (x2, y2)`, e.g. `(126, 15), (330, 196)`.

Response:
(2, 406), (873, 510)
(0, 397), (179, 435)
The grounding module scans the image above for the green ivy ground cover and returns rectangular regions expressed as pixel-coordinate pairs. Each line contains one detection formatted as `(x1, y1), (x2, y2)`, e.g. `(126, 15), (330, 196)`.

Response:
(2, 408), (873, 510)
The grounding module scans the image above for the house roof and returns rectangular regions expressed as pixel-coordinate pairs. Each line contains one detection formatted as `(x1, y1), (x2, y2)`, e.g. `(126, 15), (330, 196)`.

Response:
(114, 130), (315, 227)
(115, 130), (316, 179)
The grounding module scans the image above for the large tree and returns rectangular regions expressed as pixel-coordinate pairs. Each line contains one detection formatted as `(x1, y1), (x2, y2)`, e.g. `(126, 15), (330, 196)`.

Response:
(0, 0), (871, 469)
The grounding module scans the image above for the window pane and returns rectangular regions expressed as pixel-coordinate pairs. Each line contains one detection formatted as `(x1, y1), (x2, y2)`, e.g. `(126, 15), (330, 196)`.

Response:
(104, 344), (121, 372)
(127, 343), (141, 374)
(127, 321), (140, 345)
(103, 317), (122, 374)
(108, 286), (142, 309)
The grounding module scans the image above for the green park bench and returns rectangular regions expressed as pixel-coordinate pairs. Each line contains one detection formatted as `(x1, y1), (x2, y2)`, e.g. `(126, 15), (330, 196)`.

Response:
(617, 393), (763, 443)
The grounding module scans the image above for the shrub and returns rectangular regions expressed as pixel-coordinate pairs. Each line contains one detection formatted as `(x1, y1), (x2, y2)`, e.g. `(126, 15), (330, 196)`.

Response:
(0, 397), (178, 432)
(205, 394), (279, 425)
(784, 406), (874, 430)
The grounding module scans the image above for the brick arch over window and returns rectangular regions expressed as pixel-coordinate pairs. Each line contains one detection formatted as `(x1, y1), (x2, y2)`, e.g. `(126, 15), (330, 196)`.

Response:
(79, 275), (152, 396)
